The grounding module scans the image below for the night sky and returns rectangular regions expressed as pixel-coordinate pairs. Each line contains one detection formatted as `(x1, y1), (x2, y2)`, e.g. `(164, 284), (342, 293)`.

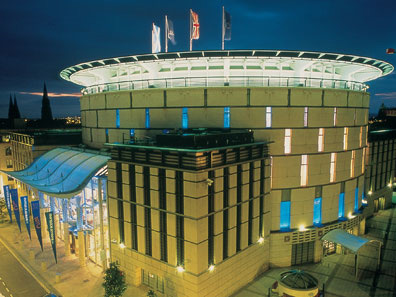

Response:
(1, 0), (396, 118)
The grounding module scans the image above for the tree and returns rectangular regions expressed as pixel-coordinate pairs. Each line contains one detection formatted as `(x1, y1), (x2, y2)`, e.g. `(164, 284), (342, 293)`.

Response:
(103, 262), (127, 297)
(147, 290), (156, 297)
(41, 82), (53, 123)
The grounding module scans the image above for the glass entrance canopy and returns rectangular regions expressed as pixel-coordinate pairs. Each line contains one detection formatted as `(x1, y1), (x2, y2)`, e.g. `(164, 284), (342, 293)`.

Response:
(2, 147), (110, 198)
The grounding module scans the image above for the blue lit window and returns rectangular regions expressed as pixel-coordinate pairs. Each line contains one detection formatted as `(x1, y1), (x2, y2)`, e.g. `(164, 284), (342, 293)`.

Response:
(116, 109), (120, 128)
(224, 107), (230, 128)
(182, 107), (188, 129)
(354, 188), (359, 212)
(105, 128), (109, 143)
(280, 201), (291, 231)
(130, 129), (135, 137)
(145, 108), (150, 128)
(338, 192), (345, 218)
(313, 198), (322, 226)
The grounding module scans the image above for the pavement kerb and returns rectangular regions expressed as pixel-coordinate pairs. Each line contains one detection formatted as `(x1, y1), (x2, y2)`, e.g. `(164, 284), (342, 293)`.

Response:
(0, 234), (62, 297)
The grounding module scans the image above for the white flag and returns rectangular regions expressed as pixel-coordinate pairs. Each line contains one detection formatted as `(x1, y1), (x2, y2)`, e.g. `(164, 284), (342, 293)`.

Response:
(152, 23), (161, 53)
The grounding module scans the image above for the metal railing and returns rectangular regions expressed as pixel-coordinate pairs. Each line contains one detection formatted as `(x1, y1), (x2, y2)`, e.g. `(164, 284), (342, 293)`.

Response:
(82, 76), (368, 95)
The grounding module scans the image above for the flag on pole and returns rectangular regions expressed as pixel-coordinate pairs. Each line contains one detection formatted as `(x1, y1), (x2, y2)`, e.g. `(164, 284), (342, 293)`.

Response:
(10, 189), (21, 232)
(31, 200), (43, 251)
(386, 48), (395, 54)
(152, 23), (161, 53)
(223, 9), (231, 41)
(167, 18), (176, 45)
(21, 196), (31, 239)
(46, 211), (57, 263)
(191, 10), (200, 40)
(3, 185), (12, 222)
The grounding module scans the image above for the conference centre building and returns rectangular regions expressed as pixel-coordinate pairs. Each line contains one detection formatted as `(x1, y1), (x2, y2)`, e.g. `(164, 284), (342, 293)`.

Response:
(3, 49), (394, 297)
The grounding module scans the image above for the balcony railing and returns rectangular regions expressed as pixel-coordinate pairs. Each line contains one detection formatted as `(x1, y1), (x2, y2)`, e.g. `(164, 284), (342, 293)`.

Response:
(82, 76), (368, 95)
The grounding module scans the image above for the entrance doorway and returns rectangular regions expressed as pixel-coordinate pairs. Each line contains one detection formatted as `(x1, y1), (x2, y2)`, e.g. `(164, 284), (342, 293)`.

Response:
(379, 197), (385, 210)
(291, 241), (315, 266)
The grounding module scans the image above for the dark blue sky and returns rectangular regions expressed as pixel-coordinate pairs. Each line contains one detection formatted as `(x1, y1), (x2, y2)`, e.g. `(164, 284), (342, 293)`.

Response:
(1, 0), (396, 118)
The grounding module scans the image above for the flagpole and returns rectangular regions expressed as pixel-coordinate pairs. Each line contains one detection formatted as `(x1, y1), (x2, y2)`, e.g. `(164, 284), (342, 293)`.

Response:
(190, 9), (192, 51)
(222, 6), (225, 50)
(165, 15), (168, 53)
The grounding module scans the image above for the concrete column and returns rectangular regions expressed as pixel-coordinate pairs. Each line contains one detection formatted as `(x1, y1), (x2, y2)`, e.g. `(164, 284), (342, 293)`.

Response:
(40, 208), (49, 241)
(78, 230), (86, 267)
(63, 222), (70, 256)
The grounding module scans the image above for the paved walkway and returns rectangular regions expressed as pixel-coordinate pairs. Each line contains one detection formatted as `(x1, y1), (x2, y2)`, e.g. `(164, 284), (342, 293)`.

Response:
(232, 207), (396, 297)
(0, 217), (147, 297)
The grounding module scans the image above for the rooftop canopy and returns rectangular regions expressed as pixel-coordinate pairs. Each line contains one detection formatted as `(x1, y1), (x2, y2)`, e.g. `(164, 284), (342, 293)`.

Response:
(60, 50), (393, 95)
(1, 147), (110, 198)
(321, 229), (369, 253)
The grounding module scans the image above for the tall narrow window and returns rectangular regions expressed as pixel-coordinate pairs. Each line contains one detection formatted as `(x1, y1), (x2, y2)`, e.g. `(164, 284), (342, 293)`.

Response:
(330, 153), (336, 182)
(318, 128), (325, 152)
(224, 107), (230, 128)
(208, 171), (215, 265)
(361, 148), (365, 174)
(175, 171), (184, 267)
(354, 187), (359, 213)
(145, 108), (150, 128)
(313, 198), (322, 226)
(359, 126), (363, 147)
(105, 128), (109, 143)
(116, 109), (120, 128)
(350, 150), (355, 178)
(300, 155), (308, 187)
(338, 182), (345, 219)
(280, 189), (291, 231)
(284, 129), (292, 154)
(304, 107), (309, 127)
(280, 201), (291, 231)
(143, 167), (152, 256)
(343, 127), (348, 151)
(116, 163), (124, 244)
(223, 167), (229, 260)
(333, 107), (337, 126)
(236, 165), (242, 252)
(270, 156), (273, 189)
(266, 107), (272, 128)
(182, 107), (188, 129)
(159, 169), (167, 262)
(129, 165), (138, 251)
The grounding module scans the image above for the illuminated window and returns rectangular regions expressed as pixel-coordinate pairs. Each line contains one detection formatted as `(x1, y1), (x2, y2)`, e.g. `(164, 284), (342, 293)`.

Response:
(313, 198), (322, 226)
(105, 128), (109, 143)
(330, 153), (336, 182)
(266, 107), (272, 128)
(350, 150), (355, 178)
(361, 148), (365, 174)
(359, 126), (363, 147)
(354, 187), (359, 213)
(145, 108), (150, 128)
(130, 129), (135, 137)
(182, 107), (189, 129)
(333, 107), (337, 126)
(338, 192), (345, 218)
(280, 201), (291, 231)
(365, 126), (368, 146)
(338, 182), (345, 219)
(284, 129), (292, 154)
(270, 156), (273, 189)
(304, 107), (308, 127)
(116, 109), (120, 128)
(224, 107), (230, 128)
(318, 128), (324, 152)
(343, 127), (348, 150)
(300, 155), (308, 186)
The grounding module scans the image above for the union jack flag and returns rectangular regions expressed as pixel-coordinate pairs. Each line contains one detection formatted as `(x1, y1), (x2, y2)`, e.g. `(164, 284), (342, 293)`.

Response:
(191, 10), (199, 40)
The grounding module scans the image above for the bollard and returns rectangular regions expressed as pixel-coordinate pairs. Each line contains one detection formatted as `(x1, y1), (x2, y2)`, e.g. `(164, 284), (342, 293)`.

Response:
(29, 251), (35, 260)
(55, 272), (61, 283)
(41, 262), (47, 272)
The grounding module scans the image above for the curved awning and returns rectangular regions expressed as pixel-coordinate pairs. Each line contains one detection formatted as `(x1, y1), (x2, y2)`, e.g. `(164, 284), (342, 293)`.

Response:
(321, 229), (369, 253)
(1, 147), (110, 198)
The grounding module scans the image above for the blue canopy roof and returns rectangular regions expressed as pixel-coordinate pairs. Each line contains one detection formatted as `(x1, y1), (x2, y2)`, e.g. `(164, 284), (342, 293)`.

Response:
(2, 147), (110, 198)
(321, 229), (369, 253)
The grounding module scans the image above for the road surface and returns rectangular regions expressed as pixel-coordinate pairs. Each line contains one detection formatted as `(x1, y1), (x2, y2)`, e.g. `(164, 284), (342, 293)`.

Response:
(0, 240), (47, 297)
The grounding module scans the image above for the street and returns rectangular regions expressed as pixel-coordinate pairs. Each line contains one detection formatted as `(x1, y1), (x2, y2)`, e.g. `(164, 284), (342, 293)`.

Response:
(0, 240), (47, 297)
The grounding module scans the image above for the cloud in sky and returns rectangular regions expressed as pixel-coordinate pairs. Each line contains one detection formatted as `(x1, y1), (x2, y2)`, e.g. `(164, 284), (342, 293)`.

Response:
(19, 91), (80, 98)
(375, 92), (396, 99)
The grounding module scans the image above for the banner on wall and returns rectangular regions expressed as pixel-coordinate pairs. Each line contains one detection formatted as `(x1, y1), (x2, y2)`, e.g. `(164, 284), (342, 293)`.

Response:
(10, 189), (21, 232)
(45, 211), (57, 263)
(3, 185), (12, 222)
(20, 196), (31, 239)
(31, 201), (43, 251)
